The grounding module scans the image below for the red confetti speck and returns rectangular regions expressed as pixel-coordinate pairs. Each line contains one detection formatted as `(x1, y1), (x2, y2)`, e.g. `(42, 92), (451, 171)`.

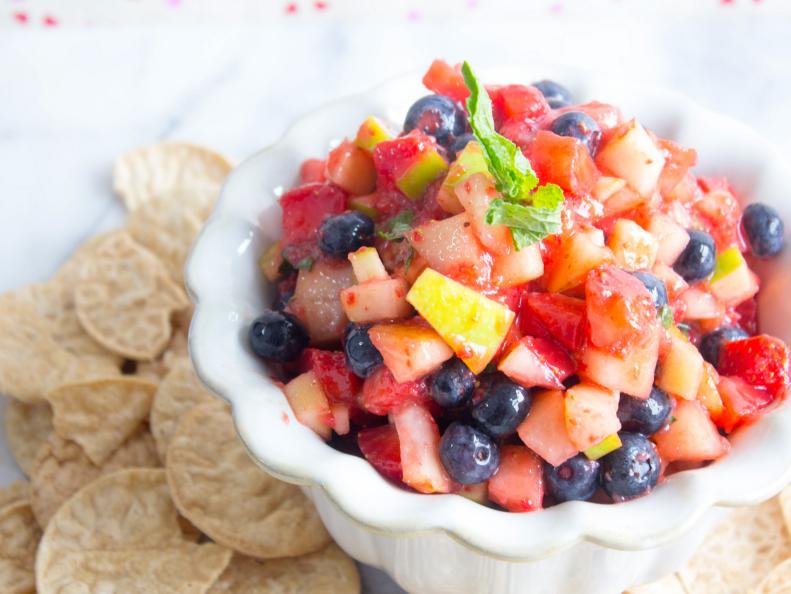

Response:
(550, 2), (563, 13)
(280, 412), (290, 424)
(314, 1), (328, 9)
(13, 11), (28, 24)
(42, 15), (58, 26)
(721, 0), (734, 4)
(285, 2), (298, 13)
(406, 9), (420, 21)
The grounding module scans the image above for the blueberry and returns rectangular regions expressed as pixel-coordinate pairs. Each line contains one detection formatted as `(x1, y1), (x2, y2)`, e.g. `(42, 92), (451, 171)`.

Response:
(673, 230), (716, 282)
(431, 358), (476, 408)
(550, 112), (602, 156)
(471, 374), (532, 438)
(600, 433), (661, 501)
(343, 324), (383, 378)
(699, 326), (749, 367)
(248, 310), (309, 363)
(448, 133), (476, 160)
(403, 95), (466, 145)
(439, 422), (500, 484)
(742, 203), (785, 258)
(617, 387), (672, 436)
(544, 454), (600, 503)
(532, 79), (573, 108)
(318, 212), (375, 258)
(631, 271), (669, 310)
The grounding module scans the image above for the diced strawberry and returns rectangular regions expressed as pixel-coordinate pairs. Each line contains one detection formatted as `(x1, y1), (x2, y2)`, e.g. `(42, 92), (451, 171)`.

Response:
(564, 382), (621, 451)
(372, 131), (447, 202)
(358, 424), (403, 482)
(330, 403), (351, 435)
(697, 176), (734, 195)
(656, 138), (697, 197)
(555, 101), (623, 140)
(488, 445), (544, 512)
(392, 404), (451, 494)
(498, 117), (538, 150)
(529, 130), (599, 196)
(298, 158), (326, 184)
(489, 85), (549, 122)
(422, 59), (469, 103)
(693, 188), (744, 251)
(361, 366), (432, 416)
(369, 322), (453, 383)
(735, 297), (759, 336)
(522, 293), (587, 352)
(279, 183), (346, 246)
(517, 390), (579, 467)
(718, 335), (790, 400)
(716, 375), (775, 433)
(498, 336), (576, 389)
(299, 349), (361, 406)
(653, 399), (730, 463)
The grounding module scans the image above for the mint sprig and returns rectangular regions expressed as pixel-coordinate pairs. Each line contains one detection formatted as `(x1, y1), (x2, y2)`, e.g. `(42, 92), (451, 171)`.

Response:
(461, 61), (564, 250)
(377, 210), (414, 241)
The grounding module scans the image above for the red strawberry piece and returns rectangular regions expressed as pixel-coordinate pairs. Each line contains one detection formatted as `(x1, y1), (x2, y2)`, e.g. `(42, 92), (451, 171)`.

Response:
(361, 366), (432, 416)
(279, 182), (346, 246)
(299, 349), (361, 406)
(718, 335), (790, 400)
(358, 424), (403, 482)
(522, 292), (587, 352)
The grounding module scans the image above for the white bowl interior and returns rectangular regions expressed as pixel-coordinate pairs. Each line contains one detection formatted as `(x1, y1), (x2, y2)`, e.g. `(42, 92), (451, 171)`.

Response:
(187, 65), (791, 561)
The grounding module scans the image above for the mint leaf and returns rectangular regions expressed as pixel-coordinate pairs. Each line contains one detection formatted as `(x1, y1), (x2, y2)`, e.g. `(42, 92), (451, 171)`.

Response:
(531, 183), (564, 210)
(295, 256), (314, 270)
(403, 246), (416, 275)
(377, 210), (414, 241)
(485, 199), (562, 251)
(658, 304), (674, 328)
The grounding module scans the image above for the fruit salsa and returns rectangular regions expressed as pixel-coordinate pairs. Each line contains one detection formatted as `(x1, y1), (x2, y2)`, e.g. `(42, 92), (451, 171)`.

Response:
(249, 60), (789, 511)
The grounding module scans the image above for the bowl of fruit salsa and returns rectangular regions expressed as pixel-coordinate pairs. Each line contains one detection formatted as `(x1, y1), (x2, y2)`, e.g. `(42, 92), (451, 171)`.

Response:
(187, 60), (791, 594)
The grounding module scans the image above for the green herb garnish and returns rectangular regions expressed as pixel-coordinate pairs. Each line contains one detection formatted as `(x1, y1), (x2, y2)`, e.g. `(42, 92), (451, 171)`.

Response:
(403, 246), (416, 275)
(294, 256), (314, 270)
(658, 304), (674, 329)
(377, 210), (414, 241)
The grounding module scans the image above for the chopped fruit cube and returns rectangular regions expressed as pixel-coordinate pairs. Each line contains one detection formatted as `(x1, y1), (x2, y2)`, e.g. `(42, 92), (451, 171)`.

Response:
(279, 183), (347, 246)
(584, 433), (622, 461)
(492, 243), (544, 287)
(436, 141), (490, 215)
(657, 138), (697, 197)
(564, 382), (621, 451)
(331, 404), (351, 435)
(647, 213), (690, 266)
(593, 176), (627, 203)
(422, 59), (469, 103)
(348, 246), (388, 283)
(657, 328), (705, 400)
(369, 322), (454, 383)
(407, 268), (515, 374)
(652, 261), (689, 301)
(718, 335), (790, 400)
(398, 150), (448, 201)
(498, 336), (576, 390)
(601, 184), (646, 218)
(697, 362), (724, 420)
(348, 193), (380, 220)
(299, 349), (361, 406)
(595, 119), (666, 197)
(522, 293), (587, 352)
(340, 278), (413, 323)
(355, 116), (394, 153)
(544, 230), (614, 293)
(488, 445), (544, 512)
(454, 482), (489, 505)
(361, 366), (432, 416)
(581, 331), (660, 399)
(529, 130), (599, 196)
(373, 132), (448, 202)
(283, 371), (333, 440)
(694, 189), (743, 251)
(258, 241), (283, 282)
(490, 84), (550, 121)
(607, 219), (659, 272)
(326, 140), (377, 196)
(517, 390), (579, 467)
(407, 214), (491, 286)
(358, 424), (402, 481)
(392, 404), (452, 494)
(298, 158), (326, 184)
(290, 260), (355, 344)
(678, 287), (724, 321)
(653, 399), (729, 463)
(709, 247), (760, 306)
(716, 375), (775, 433)
(455, 173), (513, 255)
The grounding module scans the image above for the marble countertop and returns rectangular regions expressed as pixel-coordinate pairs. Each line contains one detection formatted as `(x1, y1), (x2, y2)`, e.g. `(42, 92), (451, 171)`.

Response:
(0, 17), (789, 593)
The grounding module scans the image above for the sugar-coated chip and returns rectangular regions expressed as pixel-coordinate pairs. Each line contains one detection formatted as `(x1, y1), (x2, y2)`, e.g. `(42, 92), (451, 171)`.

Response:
(0, 480), (30, 510)
(112, 142), (232, 213)
(166, 402), (331, 559)
(678, 497), (791, 594)
(208, 544), (361, 594)
(31, 426), (160, 527)
(0, 502), (41, 594)
(751, 557), (791, 594)
(74, 231), (189, 361)
(48, 377), (157, 466)
(5, 399), (53, 475)
(151, 358), (215, 461)
(625, 573), (686, 594)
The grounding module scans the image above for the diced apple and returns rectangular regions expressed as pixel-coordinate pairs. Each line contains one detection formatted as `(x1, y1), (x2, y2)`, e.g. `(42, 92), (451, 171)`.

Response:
(492, 243), (544, 287)
(544, 230), (614, 293)
(517, 390), (578, 466)
(584, 433), (622, 460)
(657, 138), (698, 197)
(657, 328), (704, 400)
(392, 404), (452, 494)
(348, 246), (388, 283)
(258, 240), (283, 282)
(283, 371), (333, 440)
(653, 399), (729, 463)
(652, 261), (688, 300)
(608, 218), (658, 272)
(397, 149), (448, 201)
(488, 445), (544, 512)
(678, 287), (724, 321)
(348, 193), (380, 220)
(498, 337), (575, 389)
(455, 482), (489, 505)
(290, 261), (355, 344)
(564, 382), (621, 451)
(709, 246), (760, 306)
(355, 116), (393, 153)
(595, 119), (666, 197)
(601, 184), (646, 218)
(330, 404), (351, 436)
(697, 362), (724, 420)
(406, 268), (515, 374)
(340, 278), (412, 323)
(454, 173), (512, 255)
(369, 322), (454, 383)
(436, 141), (489, 214)
(716, 375), (775, 433)
(581, 331), (660, 399)
(325, 139), (377, 196)
(647, 213), (690, 266)
(593, 176), (627, 203)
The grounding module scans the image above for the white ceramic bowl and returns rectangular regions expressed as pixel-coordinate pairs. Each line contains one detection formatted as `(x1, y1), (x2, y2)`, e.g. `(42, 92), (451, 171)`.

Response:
(186, 66), (791, 594)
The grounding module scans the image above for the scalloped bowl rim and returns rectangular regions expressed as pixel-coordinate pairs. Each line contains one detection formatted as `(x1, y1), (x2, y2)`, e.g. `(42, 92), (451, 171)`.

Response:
(186, 64), (791, 562)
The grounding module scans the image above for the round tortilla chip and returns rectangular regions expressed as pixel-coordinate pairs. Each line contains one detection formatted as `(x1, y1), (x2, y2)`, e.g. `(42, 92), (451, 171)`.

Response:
(678, 497), (791, 594)
(751, 557), (791, 594)
(31, 425), (160, 527)
(5, 399), (53, 475)
(151, 358), (215, 460)
(208, 544), (360, 594)
(74, 231), (189, 361)
(0, 481), (30, 510)
(112, 142), (232, 213)
(48, 377), (157, 466)
(166, 402), (331, 559)
(0, 502), (41, 594)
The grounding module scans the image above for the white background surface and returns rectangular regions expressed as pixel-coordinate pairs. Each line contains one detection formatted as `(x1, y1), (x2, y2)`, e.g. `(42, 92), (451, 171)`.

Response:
(1, 6), (790, 593)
